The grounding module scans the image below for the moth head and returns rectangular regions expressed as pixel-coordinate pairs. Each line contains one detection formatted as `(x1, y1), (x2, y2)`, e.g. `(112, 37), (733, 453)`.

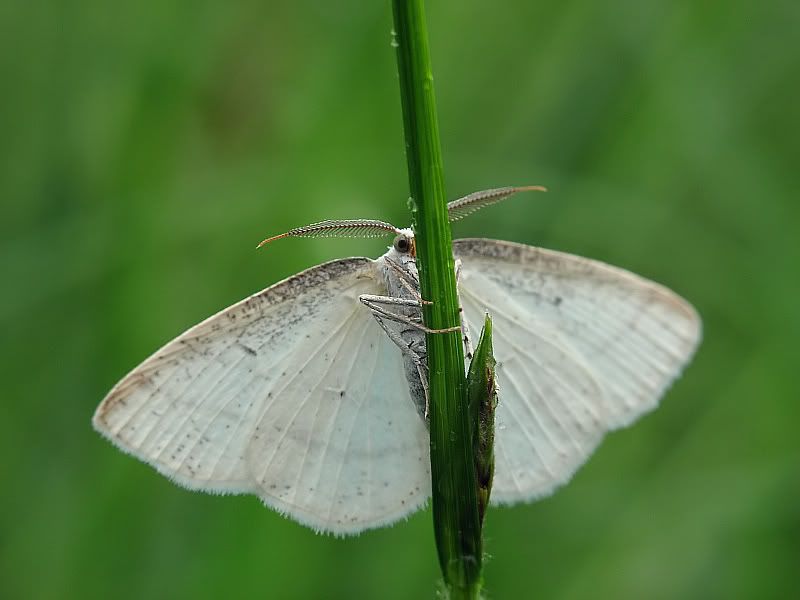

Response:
(391, 229), (415, 257)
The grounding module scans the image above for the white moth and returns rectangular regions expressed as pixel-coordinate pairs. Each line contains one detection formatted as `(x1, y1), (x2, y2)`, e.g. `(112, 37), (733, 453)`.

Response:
(93, 187), (701, 535)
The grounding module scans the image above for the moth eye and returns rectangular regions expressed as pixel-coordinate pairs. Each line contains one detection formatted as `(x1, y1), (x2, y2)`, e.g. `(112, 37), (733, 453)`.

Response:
(393, 235), (410, 253)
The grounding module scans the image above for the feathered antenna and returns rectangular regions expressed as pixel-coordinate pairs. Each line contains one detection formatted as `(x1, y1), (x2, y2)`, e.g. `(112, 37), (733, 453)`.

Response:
(446, 185), (547, 222)
(257, 219), (402, 248)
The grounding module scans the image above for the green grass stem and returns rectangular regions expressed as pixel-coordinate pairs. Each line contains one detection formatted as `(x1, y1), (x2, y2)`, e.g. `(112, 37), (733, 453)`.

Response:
(390, 1), (482, 597)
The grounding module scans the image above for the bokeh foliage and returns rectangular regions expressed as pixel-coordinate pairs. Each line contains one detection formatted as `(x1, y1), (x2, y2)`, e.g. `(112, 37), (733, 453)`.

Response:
(1, 1), (798, 598)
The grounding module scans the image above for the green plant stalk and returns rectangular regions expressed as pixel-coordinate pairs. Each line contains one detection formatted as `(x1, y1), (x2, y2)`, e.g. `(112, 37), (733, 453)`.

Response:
(390, 1), (482, 597)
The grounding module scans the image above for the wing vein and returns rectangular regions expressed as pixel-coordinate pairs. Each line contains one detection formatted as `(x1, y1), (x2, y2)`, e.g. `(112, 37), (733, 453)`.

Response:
(254, 308), (359, 486)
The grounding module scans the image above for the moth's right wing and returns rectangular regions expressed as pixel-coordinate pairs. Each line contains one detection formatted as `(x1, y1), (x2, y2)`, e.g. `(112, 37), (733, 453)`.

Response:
(454, 239), (701, 504)
(93, 258), (431, 535)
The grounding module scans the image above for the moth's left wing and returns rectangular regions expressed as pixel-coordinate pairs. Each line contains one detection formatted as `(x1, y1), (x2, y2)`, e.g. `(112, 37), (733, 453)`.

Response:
(93, 258), (431, 535)
(454, 238), (701, 505)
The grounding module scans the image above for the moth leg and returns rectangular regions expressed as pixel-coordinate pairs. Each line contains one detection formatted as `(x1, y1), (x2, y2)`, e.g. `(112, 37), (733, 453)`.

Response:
(417, 361), (431, 420)
(383, 258), (431, 305)
(461, 318), (474, 361)
(358, 294), (460, 334)
(454, 258), (474, 360)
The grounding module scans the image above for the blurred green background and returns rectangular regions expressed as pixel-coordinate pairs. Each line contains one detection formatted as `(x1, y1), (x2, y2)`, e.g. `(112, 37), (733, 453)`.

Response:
(2, 1), (798, 598)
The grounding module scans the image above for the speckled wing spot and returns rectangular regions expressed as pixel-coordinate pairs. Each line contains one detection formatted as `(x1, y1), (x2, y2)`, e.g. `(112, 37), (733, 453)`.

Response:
(453, 238), (701, 504)
(93, 257), (431, 535)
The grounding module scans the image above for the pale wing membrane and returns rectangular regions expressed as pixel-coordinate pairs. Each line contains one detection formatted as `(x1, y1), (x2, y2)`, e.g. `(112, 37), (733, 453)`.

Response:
(454, 239), (701, 504)
(459, 278), (608, 502)
(94, 258), (430, 535)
